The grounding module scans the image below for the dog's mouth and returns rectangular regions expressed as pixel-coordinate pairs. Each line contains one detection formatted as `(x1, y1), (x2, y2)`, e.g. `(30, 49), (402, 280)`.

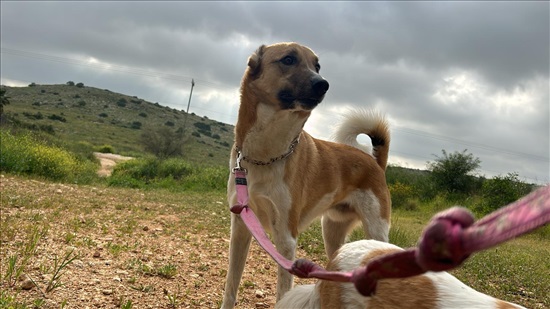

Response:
(278, 91), (323, 110)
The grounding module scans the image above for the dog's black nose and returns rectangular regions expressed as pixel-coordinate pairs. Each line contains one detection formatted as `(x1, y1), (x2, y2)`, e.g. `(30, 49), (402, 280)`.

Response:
(312, 78), (329, 96)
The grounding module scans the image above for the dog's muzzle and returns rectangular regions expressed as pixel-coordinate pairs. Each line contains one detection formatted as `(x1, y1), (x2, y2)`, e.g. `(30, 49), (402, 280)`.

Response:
(278, 76), (330, 110)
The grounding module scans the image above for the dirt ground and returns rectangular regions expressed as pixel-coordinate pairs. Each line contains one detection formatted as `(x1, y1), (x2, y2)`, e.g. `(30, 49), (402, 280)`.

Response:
(0, 157), (321, 308)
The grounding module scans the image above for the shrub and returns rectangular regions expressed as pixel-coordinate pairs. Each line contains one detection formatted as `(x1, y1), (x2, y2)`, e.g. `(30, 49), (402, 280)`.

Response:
(99, 113), (108, 118)
(0, 130), (97, 182)
(97, 144), (115, 154)
(165, 121), (175, 127)
(140, 127), (184, 158)
(193, 122), (211, 132)
(131, 121), (142, 130)
(108, 157), (228, 192)
(477, 173), (534, 215)
(66, 81), (75, 86)
(76, 82), (84, 88)
(48, 114), (66, 122)
(427, 149), (481, 194)
(117, 98), (127, 107)
(388, 182), (415, 209)
(138, 112), (147, 118)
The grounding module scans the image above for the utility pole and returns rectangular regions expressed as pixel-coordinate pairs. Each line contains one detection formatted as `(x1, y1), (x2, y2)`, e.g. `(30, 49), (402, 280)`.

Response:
(182, 78), (195, 135)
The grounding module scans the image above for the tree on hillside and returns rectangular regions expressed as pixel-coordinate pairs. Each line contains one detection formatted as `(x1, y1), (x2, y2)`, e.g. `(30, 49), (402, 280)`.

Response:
(66, 81), (75, 86)
(0, 88), (10, 116)
(141, 127), (185, 158)
(427, 149), (481, 194)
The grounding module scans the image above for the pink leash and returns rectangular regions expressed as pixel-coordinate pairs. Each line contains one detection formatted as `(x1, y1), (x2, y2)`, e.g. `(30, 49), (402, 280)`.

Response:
(230, 169), (550, 296)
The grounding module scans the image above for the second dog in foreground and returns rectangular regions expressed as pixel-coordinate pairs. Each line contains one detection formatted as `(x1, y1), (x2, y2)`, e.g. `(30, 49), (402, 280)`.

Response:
(276, 239), (526, 309)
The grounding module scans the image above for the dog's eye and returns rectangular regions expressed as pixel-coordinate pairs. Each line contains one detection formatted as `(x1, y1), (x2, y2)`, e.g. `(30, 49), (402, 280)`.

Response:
(280, 56), (296, 66)
(315, 63), (321, 72)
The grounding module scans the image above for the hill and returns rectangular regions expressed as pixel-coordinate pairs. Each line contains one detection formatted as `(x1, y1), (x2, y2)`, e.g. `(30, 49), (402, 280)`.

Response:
(1, 83), (233, 166)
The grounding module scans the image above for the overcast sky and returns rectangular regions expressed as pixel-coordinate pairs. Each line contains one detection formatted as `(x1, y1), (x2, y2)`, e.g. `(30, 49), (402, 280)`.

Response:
(1, 1), (548, 184)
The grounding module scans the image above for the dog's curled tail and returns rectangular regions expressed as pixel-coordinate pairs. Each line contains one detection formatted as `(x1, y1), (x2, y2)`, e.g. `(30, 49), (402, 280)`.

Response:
(275, 284), (320, 309)
(333, 109), (390, 170)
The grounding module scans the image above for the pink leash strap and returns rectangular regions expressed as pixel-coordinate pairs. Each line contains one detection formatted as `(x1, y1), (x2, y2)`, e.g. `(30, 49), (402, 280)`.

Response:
(230, 169), (550, 297)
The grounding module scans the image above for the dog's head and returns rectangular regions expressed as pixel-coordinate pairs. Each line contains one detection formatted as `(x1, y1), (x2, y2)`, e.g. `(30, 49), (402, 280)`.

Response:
(243, 42), (329, 111)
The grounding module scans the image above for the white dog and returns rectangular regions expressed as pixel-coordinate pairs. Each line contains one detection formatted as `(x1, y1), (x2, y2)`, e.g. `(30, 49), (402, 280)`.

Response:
(276, 240), (526, 309)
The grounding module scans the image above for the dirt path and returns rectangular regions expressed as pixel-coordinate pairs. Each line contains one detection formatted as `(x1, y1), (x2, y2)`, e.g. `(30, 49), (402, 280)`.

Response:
(93, 152), (134, 177)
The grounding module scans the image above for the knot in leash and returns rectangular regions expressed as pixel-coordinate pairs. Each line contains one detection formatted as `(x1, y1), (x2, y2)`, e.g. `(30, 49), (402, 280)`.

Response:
(290, 259), (325, 278)
(230, 205), (246, 214)
(416, 206), (474, 272)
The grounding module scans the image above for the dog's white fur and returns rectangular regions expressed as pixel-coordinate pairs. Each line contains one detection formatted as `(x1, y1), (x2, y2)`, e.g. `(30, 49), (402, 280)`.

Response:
(276, 240), (526, 309)
(221, 42), (391, 308)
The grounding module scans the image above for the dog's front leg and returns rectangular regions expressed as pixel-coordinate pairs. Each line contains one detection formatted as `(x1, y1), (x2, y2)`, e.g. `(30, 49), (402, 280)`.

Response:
(221, 214), (252, 309)
(273, 228), (297, 301)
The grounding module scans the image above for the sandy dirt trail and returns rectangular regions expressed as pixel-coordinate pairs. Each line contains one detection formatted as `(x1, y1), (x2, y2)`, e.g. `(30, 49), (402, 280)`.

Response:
(93, 152), (134, 177)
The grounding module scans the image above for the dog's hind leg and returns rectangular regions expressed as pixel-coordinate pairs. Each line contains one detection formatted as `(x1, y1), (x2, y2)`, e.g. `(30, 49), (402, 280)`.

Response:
(221, 214), (252, 309)
(321, 212), (358, 259)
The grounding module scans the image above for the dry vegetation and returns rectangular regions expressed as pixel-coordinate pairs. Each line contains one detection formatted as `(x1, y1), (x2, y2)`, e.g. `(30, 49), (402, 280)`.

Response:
(1, 175), (312, 308)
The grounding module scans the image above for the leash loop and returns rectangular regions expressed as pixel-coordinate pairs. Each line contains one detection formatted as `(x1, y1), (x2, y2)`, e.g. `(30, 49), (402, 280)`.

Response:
(416, 207), (474, 271)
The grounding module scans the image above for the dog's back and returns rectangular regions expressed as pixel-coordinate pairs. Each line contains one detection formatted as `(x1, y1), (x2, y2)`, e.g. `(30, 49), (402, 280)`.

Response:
(276, 240), (526, 309)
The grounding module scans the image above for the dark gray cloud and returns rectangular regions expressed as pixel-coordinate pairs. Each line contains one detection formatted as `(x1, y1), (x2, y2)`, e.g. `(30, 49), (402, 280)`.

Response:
(1, 1), (548, 183)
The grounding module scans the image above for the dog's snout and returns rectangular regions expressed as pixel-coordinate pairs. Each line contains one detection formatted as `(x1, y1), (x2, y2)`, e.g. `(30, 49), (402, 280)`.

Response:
(312, 78), (329, 96)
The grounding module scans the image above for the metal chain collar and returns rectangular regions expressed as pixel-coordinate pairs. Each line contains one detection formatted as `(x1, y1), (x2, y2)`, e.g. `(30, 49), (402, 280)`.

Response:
(235, 134), (301, 167)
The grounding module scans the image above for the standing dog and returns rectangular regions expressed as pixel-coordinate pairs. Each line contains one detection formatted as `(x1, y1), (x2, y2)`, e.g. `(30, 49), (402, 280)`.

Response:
(222, 42), (391, 308)
(276, 240), (526, 309)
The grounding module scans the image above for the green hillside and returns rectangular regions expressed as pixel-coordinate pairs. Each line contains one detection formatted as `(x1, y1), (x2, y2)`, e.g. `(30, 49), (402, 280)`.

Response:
(1, 83), (233, 166)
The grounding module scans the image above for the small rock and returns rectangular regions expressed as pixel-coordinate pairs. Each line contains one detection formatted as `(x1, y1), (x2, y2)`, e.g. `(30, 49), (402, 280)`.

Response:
(93, 251), (101, 258)
(56, 189), (63, 194)
(255, 302), (268, 308)
(142, 226), (149, 231)
(255, 290), (265, 298)
(102, 289), (113, 295)
(20, 279), (34, 290)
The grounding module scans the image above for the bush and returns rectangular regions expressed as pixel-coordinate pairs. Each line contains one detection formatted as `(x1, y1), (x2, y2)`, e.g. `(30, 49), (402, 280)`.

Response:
(140, 127), (184, 158)
(427, 149), (481, 194)
(193, 122), (210, 132)
(0, 130), (97, 182)
(108, 157), (227, 191)
(48, 114), (67, 122)
(477, 173), (534, 215)
(97, 144), (115, 154)
(388, 182), (415, 209)
(117, 99), (127, 107)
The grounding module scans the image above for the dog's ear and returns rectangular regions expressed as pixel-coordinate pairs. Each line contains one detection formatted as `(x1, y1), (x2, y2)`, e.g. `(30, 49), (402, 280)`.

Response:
(246, 44), (265, 77)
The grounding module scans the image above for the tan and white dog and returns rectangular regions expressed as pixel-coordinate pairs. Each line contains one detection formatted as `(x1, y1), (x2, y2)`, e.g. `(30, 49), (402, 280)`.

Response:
(276, 239), (526, 309)
(221, 42), (391, 308)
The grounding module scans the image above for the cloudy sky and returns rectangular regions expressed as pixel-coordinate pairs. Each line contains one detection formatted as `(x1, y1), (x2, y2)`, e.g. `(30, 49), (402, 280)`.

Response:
(1, 1), (549, 184)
